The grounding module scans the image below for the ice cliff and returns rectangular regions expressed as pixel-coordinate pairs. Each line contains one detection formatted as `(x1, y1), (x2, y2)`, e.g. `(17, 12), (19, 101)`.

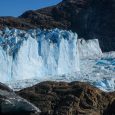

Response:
(1, 28), (114, 92)
(0, 28), (80, 82)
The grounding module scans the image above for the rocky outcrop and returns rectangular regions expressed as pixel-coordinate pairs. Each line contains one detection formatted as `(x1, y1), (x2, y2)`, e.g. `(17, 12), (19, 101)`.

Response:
(0, 82), (40, 115)
(0, 0), (115, 52)
(17, 81), (115, 115)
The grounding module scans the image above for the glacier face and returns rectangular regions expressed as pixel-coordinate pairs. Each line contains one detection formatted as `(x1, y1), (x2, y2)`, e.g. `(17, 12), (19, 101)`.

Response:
(0, 28), (79, 82)
(0, 28), (114, 92)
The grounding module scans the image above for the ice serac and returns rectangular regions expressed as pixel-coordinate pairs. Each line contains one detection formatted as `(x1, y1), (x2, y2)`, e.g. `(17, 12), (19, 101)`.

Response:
(0, 28), (79, 82)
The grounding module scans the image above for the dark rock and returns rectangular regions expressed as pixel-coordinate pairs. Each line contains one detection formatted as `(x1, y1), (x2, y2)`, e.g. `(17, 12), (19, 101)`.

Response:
(0, 82), (40, 115)
(0, 0), (115, 52)
(17, 81), (115, 115)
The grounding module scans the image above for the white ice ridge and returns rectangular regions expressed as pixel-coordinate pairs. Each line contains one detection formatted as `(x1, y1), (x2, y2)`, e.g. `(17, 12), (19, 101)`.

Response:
(0, 28), (80, 82)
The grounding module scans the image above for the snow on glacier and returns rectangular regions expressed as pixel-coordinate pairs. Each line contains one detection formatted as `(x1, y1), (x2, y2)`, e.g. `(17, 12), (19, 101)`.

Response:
(0, 28), (79, 82)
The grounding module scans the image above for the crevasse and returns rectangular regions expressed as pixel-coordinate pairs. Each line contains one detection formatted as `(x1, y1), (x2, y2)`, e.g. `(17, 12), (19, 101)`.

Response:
(0, 28), (80, 82)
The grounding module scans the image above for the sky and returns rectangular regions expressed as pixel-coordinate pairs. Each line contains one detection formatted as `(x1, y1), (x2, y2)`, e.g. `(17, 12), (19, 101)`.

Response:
(0, 0), (62, 17)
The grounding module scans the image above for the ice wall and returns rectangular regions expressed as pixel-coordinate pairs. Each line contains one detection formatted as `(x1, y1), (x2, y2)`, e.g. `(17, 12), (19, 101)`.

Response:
(0, 28), (80, 82)
(78, 39), (102, 59)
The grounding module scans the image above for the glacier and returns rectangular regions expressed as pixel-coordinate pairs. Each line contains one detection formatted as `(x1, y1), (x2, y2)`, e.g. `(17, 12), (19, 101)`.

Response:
(0, 28), (79, 82)
(0, 28), (114, 92)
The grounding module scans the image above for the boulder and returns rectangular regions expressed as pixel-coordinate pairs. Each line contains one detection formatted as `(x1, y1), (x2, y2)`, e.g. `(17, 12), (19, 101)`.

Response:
(0, 82), (40, 115)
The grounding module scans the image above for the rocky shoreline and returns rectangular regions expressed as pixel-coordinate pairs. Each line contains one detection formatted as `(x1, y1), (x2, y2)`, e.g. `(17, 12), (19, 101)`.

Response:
(0, 81), (115, 115)
(17, 81), (115, 115)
